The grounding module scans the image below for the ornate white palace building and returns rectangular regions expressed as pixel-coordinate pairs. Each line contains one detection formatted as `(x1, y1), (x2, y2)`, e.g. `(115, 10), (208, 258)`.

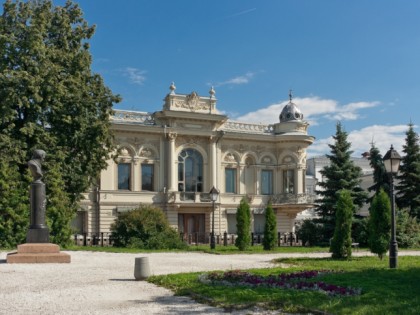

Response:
(77, 84), (316, 242)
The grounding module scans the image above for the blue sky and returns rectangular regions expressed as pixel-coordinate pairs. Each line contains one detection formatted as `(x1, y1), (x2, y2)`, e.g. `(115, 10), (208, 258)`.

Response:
(53, 1), (420, 156)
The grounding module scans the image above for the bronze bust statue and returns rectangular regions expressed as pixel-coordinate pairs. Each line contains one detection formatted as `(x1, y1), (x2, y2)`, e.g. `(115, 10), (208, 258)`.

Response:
(28, 149), (46, 181)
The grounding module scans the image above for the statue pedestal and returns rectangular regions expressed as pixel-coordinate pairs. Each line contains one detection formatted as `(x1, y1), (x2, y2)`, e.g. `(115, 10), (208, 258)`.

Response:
(6, 243), (71, 263)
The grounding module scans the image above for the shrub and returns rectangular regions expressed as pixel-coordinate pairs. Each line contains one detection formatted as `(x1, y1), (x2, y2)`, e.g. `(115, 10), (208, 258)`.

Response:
(296, 219), (323, 246)
(235, 197), (251, 251)
(110, 205), (187, 250)
(263, 203), (277, 250)
(397, 208), (420, 248)
(330, 190), (353, 259)
(352, 216), (369, 247)
(368, 189), (391, 259)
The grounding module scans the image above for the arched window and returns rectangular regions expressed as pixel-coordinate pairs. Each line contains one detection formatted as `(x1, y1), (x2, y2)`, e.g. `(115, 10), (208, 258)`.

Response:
(178, 149), (203, 193)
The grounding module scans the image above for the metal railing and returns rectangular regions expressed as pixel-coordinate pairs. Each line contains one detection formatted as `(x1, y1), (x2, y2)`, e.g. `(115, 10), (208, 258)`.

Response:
(73, 231), (302, 247)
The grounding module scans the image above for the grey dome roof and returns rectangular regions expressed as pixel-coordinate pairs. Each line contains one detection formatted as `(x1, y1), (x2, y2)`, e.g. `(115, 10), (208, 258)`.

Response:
(279, 91), (303, 122)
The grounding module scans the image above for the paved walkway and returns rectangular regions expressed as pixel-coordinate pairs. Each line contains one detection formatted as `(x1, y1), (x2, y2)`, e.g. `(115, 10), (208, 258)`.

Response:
(1, 250), (419, 315)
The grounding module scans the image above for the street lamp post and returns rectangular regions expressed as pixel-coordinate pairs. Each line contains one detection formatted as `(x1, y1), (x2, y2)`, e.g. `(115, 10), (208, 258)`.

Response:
(209, 186), (219, 250)
(383, 145), (402, 269)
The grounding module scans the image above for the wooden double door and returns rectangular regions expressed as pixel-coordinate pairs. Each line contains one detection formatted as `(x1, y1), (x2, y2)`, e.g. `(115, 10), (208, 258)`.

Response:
(178, 213), (206, 243)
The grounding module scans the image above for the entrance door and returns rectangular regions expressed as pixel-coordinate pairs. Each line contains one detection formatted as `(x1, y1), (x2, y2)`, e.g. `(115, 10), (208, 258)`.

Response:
(178, 214), (205, 243)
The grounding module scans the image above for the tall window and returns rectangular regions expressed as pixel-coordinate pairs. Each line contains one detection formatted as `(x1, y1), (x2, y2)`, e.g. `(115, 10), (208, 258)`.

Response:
(118, 163), (131, 190)
(141, 164), (154, 191)
(283, 169), (295, 193)
(178, 149), (203, 192)
(261, 170), (273, 195)
(225, 168), (237, 193)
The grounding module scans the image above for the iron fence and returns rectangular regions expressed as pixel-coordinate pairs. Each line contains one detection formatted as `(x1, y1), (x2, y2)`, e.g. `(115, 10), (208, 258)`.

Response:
(73, 231), (301, 247)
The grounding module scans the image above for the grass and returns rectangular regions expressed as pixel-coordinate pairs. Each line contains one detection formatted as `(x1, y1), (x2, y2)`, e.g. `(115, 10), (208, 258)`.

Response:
(148, 256), (420, 315)
(65, 244), (328, 254)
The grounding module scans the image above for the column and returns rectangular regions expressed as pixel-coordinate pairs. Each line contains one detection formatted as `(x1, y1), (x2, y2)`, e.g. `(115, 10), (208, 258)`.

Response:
(209, 136), (217, 188)
(167, 132), (177, 191)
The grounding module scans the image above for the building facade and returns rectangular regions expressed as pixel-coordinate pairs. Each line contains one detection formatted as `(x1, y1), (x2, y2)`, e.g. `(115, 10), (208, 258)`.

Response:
(77, 85), (315, 242)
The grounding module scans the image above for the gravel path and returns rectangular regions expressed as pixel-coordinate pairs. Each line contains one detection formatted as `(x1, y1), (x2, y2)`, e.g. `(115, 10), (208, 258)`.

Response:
(1, 250), (419, 315)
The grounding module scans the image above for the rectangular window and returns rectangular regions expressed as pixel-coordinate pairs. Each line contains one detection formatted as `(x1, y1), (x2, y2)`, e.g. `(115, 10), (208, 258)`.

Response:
(118, 163), (131, 190)
(141, 164), (154, 191)
(283, 169), (295, 194)
(225, 168), (237, 193)
(261, 170), (273, 195)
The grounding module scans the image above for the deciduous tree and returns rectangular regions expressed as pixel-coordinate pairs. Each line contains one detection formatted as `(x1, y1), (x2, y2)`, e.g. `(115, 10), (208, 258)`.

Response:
(0, 0), (120, 246)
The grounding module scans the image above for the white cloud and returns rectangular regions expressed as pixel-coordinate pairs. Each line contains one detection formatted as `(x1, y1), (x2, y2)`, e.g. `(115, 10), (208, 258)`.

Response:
(123, 67), (146, 85)
(307, 124), (407, 158)
(215, 72), (255, 87)
(235, 96), (380, 126)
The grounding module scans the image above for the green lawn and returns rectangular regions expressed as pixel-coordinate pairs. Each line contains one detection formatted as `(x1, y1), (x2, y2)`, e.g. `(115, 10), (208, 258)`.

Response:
(148, 256), (420, 315)
(65, 244), (328, 254)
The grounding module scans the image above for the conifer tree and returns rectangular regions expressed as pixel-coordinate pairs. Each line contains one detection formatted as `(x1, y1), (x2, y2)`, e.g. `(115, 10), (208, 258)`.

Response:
(396, 123), (420, 220)
(368, 189), (391, 259)
(330, 190), (353, 259)
(0, 157), (30, 248)
(263, 202), (277, 250)
(0, 0), (120, 246)
(367, 144), (390, 200)
(235, 197), (251, 251)
(316, 122), (368, 240)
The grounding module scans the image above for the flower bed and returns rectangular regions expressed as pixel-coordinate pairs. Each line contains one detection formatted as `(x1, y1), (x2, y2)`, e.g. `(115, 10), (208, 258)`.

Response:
(199, 270), (361, 296)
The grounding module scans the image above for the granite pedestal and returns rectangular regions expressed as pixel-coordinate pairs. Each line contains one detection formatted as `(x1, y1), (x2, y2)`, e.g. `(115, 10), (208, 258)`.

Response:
(7, 243), (71, 263)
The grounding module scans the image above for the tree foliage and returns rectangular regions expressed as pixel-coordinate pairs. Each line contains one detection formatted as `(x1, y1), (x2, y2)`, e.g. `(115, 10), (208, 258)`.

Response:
(296, 219), (323, 246)
(330, 190), (353, 259)
(316, 122), (368, 241)
(396, 123), (420, 220)
(235, 197), (251, 251)
(262, 202), (277, 250)
(367, 144), (390, 200)
(0, 156), (30, 248)
(110, 205), (187, 250)
(368, 189), (391, 259)
(396, 208), (420, 248)
(0, 0), (120, 246)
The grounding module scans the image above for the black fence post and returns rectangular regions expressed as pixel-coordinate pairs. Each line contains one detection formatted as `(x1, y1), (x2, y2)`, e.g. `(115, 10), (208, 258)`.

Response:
(251, 232), (254, 246)
(83, 232), (87, 246)
(257, 234), (261, 244)
(277, 232), (281, 247)
(101, 232), (104, 247)
(223, 231), (227, 246)
(74, 234), (77, 246)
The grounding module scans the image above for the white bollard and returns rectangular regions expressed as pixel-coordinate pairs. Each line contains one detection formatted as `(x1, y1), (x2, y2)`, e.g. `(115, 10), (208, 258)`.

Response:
(134, 257), (150, 280)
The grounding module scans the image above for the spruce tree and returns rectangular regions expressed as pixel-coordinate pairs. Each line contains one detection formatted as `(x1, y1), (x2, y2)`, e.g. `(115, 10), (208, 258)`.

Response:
(330, 190), (353, 259)
(235, 197), (251, 251)
(396, 123), (420, 220)
(316, 122), (368, 241)
(0, 0), (120, 246)
(262, 202), (277, 250)
(368, 189), (391, 259)
(367, 144), (390, 200)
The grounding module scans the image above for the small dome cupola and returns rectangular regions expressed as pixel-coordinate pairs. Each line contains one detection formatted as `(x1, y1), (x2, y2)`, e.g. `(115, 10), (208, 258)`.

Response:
(279, 90), (303, 122)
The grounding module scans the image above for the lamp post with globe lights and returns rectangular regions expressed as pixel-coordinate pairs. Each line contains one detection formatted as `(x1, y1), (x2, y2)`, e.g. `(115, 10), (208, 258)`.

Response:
(209, 186), (219, 250)
(383, 145), (402, 269)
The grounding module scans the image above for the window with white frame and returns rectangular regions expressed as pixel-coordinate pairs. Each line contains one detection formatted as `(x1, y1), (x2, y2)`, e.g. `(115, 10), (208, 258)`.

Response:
(178, 149), (203, 192)
(225, 168), (237, 193)
(261, 170), (273, 195)
(141, 164), (154, 191)
(118, 163), (131, 190)
(283, 169), (295, 194)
